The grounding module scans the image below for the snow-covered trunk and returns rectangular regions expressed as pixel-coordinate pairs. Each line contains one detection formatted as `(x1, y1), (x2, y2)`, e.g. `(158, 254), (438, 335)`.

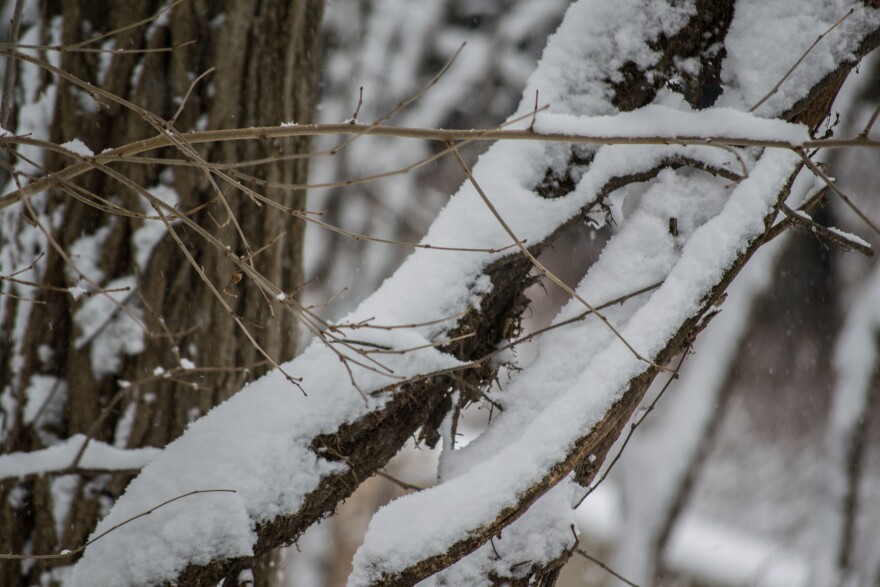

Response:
(0, 2), (322, 585)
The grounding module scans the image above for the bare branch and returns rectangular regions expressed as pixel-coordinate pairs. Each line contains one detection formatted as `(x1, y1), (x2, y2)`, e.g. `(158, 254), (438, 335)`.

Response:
(779, 203), (873, 257)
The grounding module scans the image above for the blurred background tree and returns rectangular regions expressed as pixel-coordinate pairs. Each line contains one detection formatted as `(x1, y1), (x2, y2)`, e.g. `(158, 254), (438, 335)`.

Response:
(0, 2), (322, 585)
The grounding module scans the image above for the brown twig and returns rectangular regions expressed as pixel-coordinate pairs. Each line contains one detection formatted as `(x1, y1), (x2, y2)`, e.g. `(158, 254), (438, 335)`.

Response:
(796, 148), (880, 239)
(375, 470), (423, 492)
(575, 346), (690, 508)
(576, 549), (640, 587)
(529, 89), (540, 132)
(858, 99), (880, 138)
(170, 67), (215, 126)
(350, 86), (365, 123)
(765, 184), (830, 242)
(6, 117), (880, 212)
(0, 41), (195, 55)
(779, 203), (873, 257)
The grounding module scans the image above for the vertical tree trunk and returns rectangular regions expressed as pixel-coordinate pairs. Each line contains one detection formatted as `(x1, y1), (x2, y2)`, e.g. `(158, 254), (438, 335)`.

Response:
(0, 1), (323, 585)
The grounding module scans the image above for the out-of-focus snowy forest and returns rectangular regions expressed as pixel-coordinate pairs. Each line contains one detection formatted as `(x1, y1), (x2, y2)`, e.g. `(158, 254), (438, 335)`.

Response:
(0, 1), (879, 586)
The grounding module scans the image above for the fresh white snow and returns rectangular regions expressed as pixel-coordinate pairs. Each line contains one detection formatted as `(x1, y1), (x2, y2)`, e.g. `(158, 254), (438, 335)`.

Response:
(0, 435), (159, 480)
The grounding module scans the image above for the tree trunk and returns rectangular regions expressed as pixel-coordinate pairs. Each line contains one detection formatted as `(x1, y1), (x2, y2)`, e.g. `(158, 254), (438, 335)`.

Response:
(0, 1), (323, 585)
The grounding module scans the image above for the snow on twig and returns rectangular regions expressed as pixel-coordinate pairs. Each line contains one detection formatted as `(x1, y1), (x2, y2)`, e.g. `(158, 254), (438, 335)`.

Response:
(0, 435), (158, 480)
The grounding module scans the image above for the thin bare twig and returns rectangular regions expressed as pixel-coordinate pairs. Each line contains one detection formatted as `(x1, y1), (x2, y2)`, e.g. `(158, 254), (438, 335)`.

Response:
(779, 204), (873, 257)
(349, 86), (364, 123)
(529, 89), (540, 132)
(170, 67), (215, 126)
(796, 148), (880, 239)
(575, 346), (690, 508)
(363, 332), (476, 355)
(765, 184), (830, 242)
(0, 41), (195, 55)
(332, 310), (467, 332)
(567, 524), (641, 587)
(576, 549), (641, 587)
(859, 99), (880, 138)
(376, 470), (423, 492)
(5, 118), (880, 212)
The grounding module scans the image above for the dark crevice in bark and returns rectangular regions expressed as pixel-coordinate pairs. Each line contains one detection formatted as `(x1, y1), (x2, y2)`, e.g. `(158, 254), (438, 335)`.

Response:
(610, 0), (735, 112)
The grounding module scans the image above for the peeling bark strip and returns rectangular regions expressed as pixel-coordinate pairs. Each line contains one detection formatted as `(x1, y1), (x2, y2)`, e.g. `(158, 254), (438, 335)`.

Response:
(60, 1), (880, 586)
(0, 2), (322, 586)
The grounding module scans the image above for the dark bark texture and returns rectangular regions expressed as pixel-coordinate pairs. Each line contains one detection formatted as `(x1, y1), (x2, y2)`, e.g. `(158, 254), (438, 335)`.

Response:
(0, 1), (323, 585)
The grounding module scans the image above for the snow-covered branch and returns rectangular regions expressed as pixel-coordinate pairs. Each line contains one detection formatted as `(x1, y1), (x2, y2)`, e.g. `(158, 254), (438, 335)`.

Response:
(8, 112), (880, 213)
(2, 0), (869, 585)
(0, 435), (158, 481)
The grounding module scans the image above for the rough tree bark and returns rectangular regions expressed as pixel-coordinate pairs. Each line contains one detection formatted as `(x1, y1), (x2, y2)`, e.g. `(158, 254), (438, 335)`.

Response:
(0, 1), (322, 585)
